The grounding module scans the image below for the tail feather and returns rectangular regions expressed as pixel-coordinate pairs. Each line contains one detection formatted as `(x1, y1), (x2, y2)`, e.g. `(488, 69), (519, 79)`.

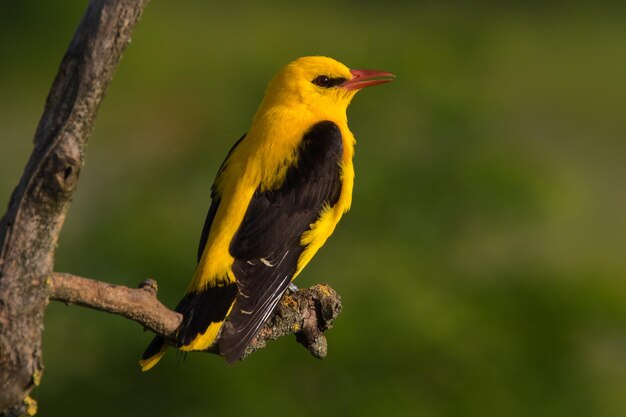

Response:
(139, 336), (167, 372)
(175, 284), (238, 349)
(139, 283), (238, 370)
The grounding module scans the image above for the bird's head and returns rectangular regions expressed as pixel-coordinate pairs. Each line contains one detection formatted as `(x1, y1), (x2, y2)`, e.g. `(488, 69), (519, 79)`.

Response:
(262, 56), (395, 115)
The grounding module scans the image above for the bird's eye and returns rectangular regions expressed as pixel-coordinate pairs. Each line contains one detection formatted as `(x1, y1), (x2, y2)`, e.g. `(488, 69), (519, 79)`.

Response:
(312, 75), (347, 88)
(312, 75), (331, 88)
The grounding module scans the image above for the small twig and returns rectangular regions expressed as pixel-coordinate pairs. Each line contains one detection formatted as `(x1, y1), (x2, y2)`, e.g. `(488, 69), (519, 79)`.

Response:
(47, 273), (342, 360)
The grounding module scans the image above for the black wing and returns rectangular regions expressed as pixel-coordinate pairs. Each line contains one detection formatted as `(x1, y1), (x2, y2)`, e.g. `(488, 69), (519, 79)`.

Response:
(218, 121), (343, 363)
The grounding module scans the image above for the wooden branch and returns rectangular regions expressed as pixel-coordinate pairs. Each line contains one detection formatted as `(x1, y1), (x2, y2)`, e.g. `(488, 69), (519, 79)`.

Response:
(48, 273), (182, 338)
(48, 273), (342, 361)
(0, 1), (150, 414)
(243, 283), (342, 360)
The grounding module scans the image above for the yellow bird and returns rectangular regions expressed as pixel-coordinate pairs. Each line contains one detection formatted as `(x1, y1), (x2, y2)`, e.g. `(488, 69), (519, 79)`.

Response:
(140, 56), (394, 370)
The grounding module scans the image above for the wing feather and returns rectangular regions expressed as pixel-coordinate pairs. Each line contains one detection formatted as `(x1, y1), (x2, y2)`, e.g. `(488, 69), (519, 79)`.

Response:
(218, 121), (343, 363)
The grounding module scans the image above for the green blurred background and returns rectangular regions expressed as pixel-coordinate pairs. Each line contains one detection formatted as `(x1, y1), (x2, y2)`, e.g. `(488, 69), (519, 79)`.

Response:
(2, 1), (626, 416)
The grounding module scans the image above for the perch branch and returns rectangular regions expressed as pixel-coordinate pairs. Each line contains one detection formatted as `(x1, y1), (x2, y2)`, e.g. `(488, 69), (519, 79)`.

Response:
(48, 273), (342, 360)
(48, 273), (181, 338)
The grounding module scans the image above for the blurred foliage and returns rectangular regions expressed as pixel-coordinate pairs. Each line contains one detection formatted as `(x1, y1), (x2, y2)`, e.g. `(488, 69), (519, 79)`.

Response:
(1, 1), (626, 416)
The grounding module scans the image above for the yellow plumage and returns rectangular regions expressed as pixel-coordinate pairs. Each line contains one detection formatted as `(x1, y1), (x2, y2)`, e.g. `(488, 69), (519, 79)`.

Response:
(191, 57), (357, 290)
(140, 56), (394, 370)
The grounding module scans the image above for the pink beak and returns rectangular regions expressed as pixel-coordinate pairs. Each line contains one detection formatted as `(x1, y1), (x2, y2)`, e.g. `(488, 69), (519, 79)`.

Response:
(342, 69), (396, 91)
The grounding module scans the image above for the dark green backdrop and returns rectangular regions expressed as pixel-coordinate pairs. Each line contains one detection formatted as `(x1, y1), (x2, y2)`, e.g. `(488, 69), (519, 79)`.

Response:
(1, 1), (625, 416)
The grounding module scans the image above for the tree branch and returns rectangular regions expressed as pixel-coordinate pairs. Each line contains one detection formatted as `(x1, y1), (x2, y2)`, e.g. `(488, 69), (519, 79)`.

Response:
(48, 273), (182, 338)
(47, 273), (342, 361)
(243, 283), (342, 360)
(0, 0), (150, 414)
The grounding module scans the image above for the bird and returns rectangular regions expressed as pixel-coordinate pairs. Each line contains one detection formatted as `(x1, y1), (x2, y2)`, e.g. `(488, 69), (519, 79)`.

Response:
(139, 56), (394, 370)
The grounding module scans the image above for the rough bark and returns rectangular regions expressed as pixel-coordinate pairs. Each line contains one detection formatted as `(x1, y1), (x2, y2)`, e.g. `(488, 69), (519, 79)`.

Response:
(244, 284), (342, 360)
(0, 0), (150, 414)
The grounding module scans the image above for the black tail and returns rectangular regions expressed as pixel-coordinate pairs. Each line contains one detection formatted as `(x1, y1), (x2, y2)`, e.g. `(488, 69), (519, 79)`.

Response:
(174, 284), (238, 349)
(139, 336), (167, 371)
